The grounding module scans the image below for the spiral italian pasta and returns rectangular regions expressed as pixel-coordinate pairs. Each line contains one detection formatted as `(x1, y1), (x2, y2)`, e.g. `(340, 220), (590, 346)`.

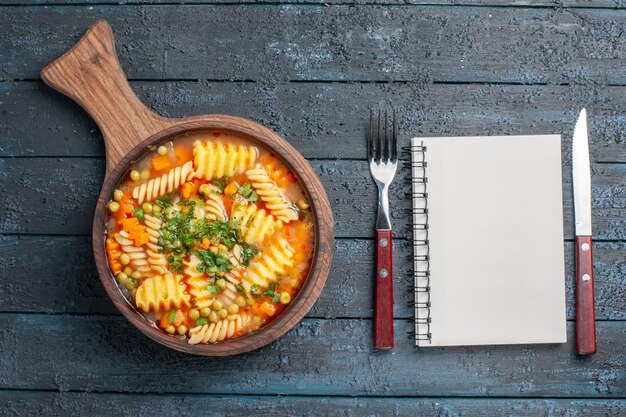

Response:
(246, 164), (298, 223)
(113, 231), (153, 277)
(132, 161), (195, 204)
(144, 214), (168, 274)
(243, 236), (295, 291)
(188, 313), (252, 344)
(205, 189), (227, 221)
(135, 273), (190, 313)
(231, 199), (282, 247)
(184, 255), (214, 309)
(193, 141), (258, 180)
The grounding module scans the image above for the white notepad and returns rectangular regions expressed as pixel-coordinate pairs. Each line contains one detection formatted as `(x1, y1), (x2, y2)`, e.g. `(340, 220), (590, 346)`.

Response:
(411, 135), (567, 347)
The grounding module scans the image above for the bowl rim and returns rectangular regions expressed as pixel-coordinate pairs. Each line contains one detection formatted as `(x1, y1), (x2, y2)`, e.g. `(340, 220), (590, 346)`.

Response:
(92, 115), (334, 356)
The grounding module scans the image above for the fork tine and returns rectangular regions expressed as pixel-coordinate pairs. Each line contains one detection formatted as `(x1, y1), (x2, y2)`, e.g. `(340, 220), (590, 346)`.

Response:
(392, 110), (398, 162)
(368, 110), (374, 160)
(383, 110), (390, 162)
(376, 110), (382, 162)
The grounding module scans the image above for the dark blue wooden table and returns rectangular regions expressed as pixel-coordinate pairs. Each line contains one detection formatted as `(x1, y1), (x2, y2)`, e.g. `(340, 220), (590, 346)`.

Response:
(1, 1), (624, 416)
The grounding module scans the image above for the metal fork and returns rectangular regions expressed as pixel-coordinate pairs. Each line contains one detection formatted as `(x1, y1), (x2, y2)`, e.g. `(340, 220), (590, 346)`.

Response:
(368, 110), (398, 349)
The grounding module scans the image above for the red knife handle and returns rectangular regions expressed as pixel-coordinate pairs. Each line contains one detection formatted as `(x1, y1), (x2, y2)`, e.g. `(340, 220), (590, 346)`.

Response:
(375, 229), (394, 349)
(576, 235), (596, 355)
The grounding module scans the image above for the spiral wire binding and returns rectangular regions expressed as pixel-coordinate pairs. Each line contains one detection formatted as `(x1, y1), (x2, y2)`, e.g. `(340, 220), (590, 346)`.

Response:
(405, 141), (432, 344)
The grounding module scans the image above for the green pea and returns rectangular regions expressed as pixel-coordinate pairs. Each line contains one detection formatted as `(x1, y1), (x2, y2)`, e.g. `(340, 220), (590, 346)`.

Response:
(116, 272), (128, 282)
(226, 314), (237, 321)
(130, 170), (141, 182)
(157, 145), (168, 156)
(113, 189), (124, 201)
(177, 325), (188, 335)
(227, 304), (239, 314)
(140, 169), (150, 181)
(108, 202), (120, 213)
(123, 266), (133, 276)
(189, 309), (200, 321)
(119, 254), (130, 265)
(280, 292), (291, 304)
(165, 325), (176, 334)
(142, 202), (153, 213)
(235, 296), (246, 308)
(216, 279), (227, 288)
(131, 271), (142, 280)
(217, 309), (228, 319)
(200, 307), (211, 317)
(212, 300), (223, 311)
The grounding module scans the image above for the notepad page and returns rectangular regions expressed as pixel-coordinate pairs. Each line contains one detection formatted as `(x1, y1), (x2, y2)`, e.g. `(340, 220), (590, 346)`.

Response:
(412, 135), (566, 347)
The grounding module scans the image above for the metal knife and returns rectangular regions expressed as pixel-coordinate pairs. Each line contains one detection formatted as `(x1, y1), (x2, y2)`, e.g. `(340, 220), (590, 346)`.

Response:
(572, 108), (596, 355)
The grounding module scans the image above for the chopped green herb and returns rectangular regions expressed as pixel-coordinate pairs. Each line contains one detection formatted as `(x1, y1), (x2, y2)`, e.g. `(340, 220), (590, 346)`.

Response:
(196, 318), (208, 326)
(272, 293), (281, 303)
(130, 278), (139, 286)
(190, 299), (197, 305)
(235, 284), (244, 293)
(132, 207), (145, 221)
(250, 284), (259, 293)
(193, 249), (233, 274)
(262, 283), (277, 297)
(238, 183), (259, 202)
(155, 195), (173, 208)
(168, 309), (176, 323)
(207, 285), (223, 295)
(212, 177), (230, 194)
(239, 244), (259, 266)
(276, 274), (283, 281)
(168, 253), (185, 272)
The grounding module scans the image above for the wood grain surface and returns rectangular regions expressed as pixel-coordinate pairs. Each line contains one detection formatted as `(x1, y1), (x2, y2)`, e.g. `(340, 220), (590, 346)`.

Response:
(2, 81), (625, 162)
(0, 316), (623, 397)
(1, 7), (626, 84)
(2, 392), (625, 417)
(1, 0), (625, 414)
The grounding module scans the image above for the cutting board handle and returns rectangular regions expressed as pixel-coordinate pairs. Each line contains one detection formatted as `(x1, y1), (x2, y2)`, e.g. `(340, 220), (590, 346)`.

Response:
(41, 20), (173, 178)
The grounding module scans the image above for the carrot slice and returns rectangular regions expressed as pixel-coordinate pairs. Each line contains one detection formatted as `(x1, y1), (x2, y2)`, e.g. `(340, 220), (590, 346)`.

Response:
(224, 181), (238, 197)
(181, 182), (196, 199)
(119, 217), (139, 232)
(151, 155), (172, 172)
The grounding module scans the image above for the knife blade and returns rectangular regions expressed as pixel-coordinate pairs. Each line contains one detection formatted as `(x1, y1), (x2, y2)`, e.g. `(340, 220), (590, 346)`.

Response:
(572, 108), (596, 355)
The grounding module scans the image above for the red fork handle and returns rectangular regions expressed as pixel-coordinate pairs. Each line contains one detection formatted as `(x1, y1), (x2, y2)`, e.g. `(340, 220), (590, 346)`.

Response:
(375, 229), (394, 349)
(576, 235), (596, 355)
